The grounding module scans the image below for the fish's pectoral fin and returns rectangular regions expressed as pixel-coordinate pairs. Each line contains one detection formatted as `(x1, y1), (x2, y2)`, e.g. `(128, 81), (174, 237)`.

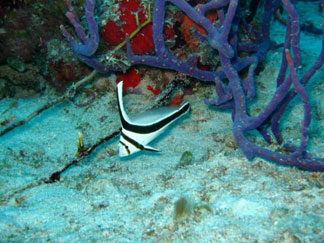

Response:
(143, 145), (161, 153)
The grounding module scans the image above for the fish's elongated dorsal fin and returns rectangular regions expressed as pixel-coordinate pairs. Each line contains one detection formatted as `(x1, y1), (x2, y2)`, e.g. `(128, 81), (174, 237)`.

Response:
(117, 81), (190, 134)
(117, 81), (132, 125)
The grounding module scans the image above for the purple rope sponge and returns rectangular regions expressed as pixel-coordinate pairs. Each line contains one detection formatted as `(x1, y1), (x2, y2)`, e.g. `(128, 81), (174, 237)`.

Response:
(61, 0), (324, 171)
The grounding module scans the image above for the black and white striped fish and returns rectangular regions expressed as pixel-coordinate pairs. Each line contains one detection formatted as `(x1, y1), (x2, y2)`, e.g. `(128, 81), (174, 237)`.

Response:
(117, 81), (190, 157)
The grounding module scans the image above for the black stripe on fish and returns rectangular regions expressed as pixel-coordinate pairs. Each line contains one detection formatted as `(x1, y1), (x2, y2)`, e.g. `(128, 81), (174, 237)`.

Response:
(121, 132), (160, 152)
(119, 141), (130, 155)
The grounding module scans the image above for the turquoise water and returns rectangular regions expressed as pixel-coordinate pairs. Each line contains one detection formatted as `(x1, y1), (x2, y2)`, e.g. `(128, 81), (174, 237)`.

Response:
(0, 1), (323, 242)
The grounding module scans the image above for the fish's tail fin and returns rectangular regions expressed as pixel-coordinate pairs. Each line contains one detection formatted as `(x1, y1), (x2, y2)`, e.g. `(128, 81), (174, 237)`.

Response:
(143, 145), (161, 153)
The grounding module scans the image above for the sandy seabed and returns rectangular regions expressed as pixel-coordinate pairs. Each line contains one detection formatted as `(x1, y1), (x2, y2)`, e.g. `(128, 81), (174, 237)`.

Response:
(0, 2), (324, 242)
